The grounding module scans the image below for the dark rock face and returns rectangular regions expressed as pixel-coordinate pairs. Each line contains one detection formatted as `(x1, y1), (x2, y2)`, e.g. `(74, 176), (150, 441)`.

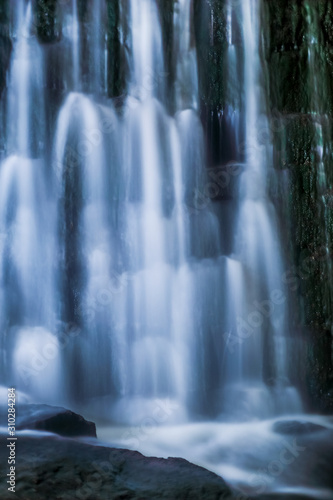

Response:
(193, 0), (227, 111)
(0, 0), (11, 97)
(106, 0), (127, 98)
(0, 435), (235, 500)
(0, 0), (11, 154)
(261, 0), (333, 413)
(193, 0), (228, 167)
(0, 404), (96, 437)
(34, 0), (60, 44)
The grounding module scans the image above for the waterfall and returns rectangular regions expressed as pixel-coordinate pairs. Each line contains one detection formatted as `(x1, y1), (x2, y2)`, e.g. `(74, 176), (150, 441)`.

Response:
(0, 0), (303, 421)
(0, 1), (58, 401)
(219, 0), (302, 417)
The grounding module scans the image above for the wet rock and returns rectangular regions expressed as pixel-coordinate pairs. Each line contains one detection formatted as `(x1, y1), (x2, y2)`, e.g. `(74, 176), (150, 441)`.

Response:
(272, 419), (327, 435)
(262, 0), (333, 413)
(0, 403), (96, 438)
(0, 0), (11, 109)
(0, 435), (235, 500)
(34, 0), (61, 44)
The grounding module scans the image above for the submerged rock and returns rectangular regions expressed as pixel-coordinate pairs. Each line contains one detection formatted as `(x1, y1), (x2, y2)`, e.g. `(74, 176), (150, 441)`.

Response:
(272, 419), (327, 435)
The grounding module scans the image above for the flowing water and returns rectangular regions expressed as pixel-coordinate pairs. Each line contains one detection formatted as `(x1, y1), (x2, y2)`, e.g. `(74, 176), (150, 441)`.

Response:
(0, 0), (332, 498)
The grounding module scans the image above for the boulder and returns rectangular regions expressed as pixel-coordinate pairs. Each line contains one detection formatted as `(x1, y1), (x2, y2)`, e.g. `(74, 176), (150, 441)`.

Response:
(0, 403), (96, 438)
(0, 434), (235, 500)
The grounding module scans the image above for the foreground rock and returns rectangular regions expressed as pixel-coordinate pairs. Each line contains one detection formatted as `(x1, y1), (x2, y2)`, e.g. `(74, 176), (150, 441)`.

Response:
(0, 434), (324, 500)
(0, 435), (235, 500)
(0, 403), (96, 437)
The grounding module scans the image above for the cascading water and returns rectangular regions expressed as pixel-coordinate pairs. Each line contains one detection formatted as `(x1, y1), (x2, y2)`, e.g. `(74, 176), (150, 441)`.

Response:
(2, 1), (332, 498)
(0, 1), (60, 401)
(221, 0), (302, 417)
(1, 0), (302, 419)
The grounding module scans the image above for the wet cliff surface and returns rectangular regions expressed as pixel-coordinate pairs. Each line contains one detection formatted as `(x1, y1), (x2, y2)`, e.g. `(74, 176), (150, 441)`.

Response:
(261, 0), (333, 412)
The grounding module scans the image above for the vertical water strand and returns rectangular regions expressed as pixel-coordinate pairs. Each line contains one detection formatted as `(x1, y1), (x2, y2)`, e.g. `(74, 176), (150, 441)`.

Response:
(223, 259), (244, 386)
(234, 0), (302, 414)
(173, 0), (199, 409)
(80, 96), (115, 397)
(140, 103), (165, 265)
(241, 0), (271, 391)
(7, 2), (32, 156)
(2, 0), (51, 327)
(128, 0), (166, 399)
(129, 0), (164, 100)
(174, 0), (198, 110)
(0, 1), (59, 401)
(170, 121), (186, 264)
(242, 0), (268, 387)
(74, 0), (105, 94)
(130, 0), (153, 96)
(72, 0), (80, 90)
(53, 86), (122, 401)
(114, 0), (188, 417)
(15, 0), (25, 34)
(222, 0), (245, 393)
(224, 0), (242, 159)
(92, 0), (102, 93)
(17, 3), (31, 156)
(241, 0), (263, 197)
(132, 2), (166, 268)
(104, 32), (108, 94)
(169, 117), (192, 406)
(174, 0), (223, 413)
